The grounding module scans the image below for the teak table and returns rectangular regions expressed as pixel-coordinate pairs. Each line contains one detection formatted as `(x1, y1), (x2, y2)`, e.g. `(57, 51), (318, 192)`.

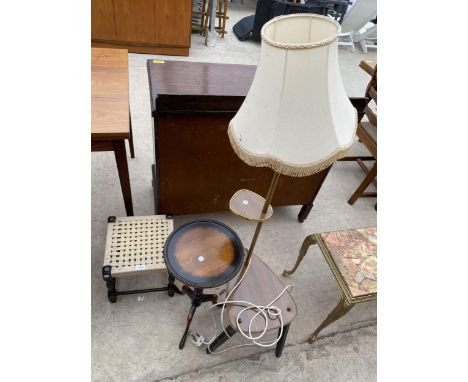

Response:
(92, 48), (134, 216)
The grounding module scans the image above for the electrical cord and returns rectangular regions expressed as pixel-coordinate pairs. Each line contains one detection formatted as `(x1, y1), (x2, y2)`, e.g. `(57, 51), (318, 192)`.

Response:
(196, 256), (295, 354)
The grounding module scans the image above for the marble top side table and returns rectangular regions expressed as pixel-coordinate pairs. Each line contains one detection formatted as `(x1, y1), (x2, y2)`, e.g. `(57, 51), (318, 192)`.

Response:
(283, 227), (377, 343)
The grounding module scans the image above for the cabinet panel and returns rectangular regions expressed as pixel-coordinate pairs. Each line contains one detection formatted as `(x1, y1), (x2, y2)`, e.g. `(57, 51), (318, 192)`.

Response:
(113, 0), (155, 43)
(154, 0), (192, 47)
(91, 0), (116, 40)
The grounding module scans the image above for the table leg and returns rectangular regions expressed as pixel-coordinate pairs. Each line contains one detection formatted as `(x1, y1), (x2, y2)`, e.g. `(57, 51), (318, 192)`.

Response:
(283, 235), (317, 277)
(308, 295), (354, 344)
(179, 304), (197, 349)
(112, 140), (134, 216)
(128, 110), (135, 159)
(206, 325), (237, 354)
(275, 323), (290, 358)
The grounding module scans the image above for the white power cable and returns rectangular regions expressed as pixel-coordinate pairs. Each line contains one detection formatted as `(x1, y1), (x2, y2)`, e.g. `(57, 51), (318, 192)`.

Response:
(198, 256), (294, 354)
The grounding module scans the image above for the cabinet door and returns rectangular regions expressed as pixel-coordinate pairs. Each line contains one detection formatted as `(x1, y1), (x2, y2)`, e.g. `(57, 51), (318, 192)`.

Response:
(154, 0), (192, 47)
(91, 0), (116, 40)
(113, 0), (155, 43)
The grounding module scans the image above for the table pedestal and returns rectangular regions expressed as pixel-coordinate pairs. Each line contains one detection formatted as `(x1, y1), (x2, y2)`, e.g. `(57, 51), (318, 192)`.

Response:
(179, 286), (218, 349)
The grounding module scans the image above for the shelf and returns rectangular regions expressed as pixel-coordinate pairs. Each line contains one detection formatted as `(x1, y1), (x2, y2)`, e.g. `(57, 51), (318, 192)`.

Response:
(229, 189), (273, 222)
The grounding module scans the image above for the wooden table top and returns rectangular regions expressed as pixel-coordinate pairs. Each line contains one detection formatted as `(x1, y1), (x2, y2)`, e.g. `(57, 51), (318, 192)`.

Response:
(147, 60), (256, 113)
(163, 220), (245, 288)
(92, 48), (129, 140)
(227, 255), (297, 333)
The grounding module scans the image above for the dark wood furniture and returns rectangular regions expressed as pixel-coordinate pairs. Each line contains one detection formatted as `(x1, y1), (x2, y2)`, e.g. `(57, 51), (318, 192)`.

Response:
(348, 63), (377, 205)
(92, 48), (134, 216)
(207, 255), (297, 357)
(164, 220), (245, 349)
(147, 60), (335, 222)
(91, 0), (193, 56)
(283, 227), (377, 343)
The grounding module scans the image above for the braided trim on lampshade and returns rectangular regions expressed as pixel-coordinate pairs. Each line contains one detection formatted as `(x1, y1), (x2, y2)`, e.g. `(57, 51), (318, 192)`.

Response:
(227, 110), (358, 177)
(261, 14), (341, 50)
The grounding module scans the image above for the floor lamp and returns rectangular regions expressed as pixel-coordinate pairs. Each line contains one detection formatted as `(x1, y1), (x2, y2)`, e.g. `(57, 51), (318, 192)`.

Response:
(227, 14), (358, 273)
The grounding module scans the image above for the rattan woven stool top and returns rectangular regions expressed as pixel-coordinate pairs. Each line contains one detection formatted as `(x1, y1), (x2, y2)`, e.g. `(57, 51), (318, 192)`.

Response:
(104, 215), (174, 277)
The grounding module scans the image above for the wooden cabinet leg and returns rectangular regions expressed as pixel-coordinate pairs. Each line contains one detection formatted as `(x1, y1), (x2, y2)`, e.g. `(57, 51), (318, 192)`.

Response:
(113, 140), (134, 216)
(298, 165), (332, 222)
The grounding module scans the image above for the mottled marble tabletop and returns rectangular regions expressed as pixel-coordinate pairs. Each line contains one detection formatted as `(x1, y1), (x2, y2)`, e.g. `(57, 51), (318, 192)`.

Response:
(321, 227), (377, 297)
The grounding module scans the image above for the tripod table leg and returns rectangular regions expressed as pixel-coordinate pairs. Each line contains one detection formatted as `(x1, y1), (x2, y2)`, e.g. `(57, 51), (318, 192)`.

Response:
(179, 304), (197, 349)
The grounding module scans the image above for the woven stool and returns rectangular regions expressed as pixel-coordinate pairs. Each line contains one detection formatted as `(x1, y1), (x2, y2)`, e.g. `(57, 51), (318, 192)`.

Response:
(102, 215), (181, 303)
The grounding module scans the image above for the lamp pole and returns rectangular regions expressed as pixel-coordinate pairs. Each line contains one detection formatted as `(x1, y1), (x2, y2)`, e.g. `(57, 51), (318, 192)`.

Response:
(240, 171), (281, 277)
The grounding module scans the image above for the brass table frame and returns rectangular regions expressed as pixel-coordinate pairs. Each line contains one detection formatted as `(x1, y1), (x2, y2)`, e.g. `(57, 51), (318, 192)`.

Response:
(283, 234), (377, 343)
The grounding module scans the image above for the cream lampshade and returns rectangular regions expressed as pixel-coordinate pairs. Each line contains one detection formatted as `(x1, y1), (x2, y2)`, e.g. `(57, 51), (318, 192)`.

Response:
(229, 14), (357, 177)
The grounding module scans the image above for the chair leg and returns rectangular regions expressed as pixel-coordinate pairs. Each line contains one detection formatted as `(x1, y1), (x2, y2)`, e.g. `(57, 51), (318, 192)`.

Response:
(360, 39), (368, 54)
(275, 324), (290, 358)
(200, 0), (207, 35)
(348, 162), (377, 205)
(206, 325), (237, 354)
(202, 1), (211, 37)
(221, 0), (228, 38)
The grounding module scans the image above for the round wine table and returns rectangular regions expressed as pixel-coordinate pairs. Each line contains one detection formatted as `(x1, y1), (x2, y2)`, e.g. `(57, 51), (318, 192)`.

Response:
(164, 220), (244, 349)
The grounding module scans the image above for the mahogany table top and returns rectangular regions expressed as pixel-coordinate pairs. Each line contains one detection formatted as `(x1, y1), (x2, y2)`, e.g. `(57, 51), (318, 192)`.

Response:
(164, 220), (245, 288)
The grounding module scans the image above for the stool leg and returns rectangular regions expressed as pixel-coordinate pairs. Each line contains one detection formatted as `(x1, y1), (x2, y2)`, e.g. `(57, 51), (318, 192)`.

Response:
(102, 266), (117, 303)
(206, 325), (237, 354)
(275, 324), (290, 358)
(168, 274), (176, 297)
(179, 304), (197, 349)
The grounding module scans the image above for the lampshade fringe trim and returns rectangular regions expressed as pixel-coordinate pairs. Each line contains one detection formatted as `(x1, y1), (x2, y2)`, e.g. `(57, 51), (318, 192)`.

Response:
(227, 119), (357, 177)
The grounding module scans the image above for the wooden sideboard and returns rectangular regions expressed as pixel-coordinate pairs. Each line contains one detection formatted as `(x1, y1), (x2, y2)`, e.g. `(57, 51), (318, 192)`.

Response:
(147, 60), (335, 222)
(91, 0), (193, 56)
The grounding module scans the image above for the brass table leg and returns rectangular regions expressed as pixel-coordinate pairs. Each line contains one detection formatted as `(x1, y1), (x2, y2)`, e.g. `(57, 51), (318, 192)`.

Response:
(282, 235), (317, 277)
(308, 295), (354, 344)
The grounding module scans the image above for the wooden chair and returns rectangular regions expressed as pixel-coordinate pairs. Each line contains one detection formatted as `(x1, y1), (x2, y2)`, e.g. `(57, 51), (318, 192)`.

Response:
(207, 255), (297, 357)
(202, 0), (230, 38)
(348, 65), (377, 205)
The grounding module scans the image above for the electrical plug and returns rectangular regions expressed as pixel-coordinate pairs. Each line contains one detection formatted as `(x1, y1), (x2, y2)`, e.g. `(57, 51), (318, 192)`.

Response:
(191, 333), (205, 347)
